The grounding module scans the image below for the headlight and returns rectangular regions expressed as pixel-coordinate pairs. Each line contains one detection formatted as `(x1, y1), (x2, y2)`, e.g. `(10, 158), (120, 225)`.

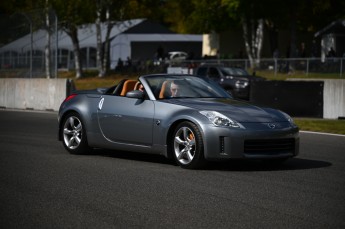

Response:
(235, 80), (249, 88)
(281, 111), (297, 127)
(200, 111), (241, 128)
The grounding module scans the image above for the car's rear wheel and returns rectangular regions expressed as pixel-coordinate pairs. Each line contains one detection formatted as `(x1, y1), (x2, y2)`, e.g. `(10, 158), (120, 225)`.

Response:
(172, 121), (205, 169)
(61, 113), (90, 154)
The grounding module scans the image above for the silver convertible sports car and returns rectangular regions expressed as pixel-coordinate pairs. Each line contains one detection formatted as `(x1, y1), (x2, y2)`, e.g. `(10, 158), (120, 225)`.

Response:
(58, 74), (299, 169)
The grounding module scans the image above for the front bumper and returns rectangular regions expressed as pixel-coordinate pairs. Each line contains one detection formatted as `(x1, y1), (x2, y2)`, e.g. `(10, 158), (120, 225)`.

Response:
(201, 122), (299, 160)
(232, 88), (249, 100)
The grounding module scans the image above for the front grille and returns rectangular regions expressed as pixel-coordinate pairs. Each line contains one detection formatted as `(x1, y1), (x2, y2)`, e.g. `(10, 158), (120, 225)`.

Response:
(244, 138), (295, 155)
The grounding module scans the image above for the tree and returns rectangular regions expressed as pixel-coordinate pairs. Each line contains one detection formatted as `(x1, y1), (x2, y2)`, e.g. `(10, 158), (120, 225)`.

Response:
(0, 0), (57, 78)
(94, 0), (128, 77)
(52, 0), (94, 78)
(163, 0), (232, 34)
(44, 0), (51, 78)
(221, 0), (268, 68)
(162, 0), (197, 34)
(163, 0), (343, 65)
(269, 0), (341, 59)
(4, 0), (342, 77)
(162, 0), (265, 68)
(94, 0), (163, 77)
(95, 0), (104, 77)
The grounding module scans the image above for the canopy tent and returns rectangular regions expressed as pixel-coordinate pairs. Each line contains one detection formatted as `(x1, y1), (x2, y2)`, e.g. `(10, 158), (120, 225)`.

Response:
(0, 19), (145, 53)
(0, 18), (202, 69)
(314, 19), (345, 37)
(314, 19), (345, 59)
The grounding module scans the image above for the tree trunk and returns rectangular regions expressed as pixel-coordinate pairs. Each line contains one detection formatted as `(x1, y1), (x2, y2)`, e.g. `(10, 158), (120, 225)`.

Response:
(103, 12), (113, 75)
(45, 0), (51, 79)
(67, 26), (83, 78)
(242, 18), (254, 68)
(242, 17), (264, 69)
(255, 19), (264, 66)
(251, 18), (255, 58)
(96, 1), (104, 77)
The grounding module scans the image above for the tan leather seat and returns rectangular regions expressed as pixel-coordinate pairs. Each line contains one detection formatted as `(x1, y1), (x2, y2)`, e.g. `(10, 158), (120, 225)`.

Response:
(134, 81), (141, 90)
(120, 80), (137, 96)
(159, 80), (171, 99)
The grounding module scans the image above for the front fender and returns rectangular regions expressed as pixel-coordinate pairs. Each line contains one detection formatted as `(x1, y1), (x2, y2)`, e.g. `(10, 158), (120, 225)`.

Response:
(152, 105), (210, 158)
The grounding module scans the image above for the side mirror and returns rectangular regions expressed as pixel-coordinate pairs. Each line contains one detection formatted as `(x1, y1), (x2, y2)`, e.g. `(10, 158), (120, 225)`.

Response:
(126, 90), (145, 99)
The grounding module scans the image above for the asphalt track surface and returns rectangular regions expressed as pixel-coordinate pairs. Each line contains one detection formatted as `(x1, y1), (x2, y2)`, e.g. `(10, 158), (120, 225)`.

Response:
(0, 110), (344, 229)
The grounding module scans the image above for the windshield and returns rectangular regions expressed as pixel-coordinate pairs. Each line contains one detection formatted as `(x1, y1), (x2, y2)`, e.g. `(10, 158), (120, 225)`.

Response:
(143, 75), (231, 100)
(221, 67), (248, 76)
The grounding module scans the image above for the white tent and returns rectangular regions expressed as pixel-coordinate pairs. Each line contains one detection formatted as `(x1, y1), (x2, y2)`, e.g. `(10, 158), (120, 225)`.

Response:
(0, 19), (202, 69)
(0, 19), (144, 52)
(314, 19), (345, 60)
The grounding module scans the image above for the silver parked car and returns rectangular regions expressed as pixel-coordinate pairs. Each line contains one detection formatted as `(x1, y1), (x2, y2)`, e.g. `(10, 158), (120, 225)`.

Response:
(58, 74), (299, 169)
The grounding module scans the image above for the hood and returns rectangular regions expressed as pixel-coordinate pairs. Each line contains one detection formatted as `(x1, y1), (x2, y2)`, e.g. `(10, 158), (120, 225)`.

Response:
(162, 98), (287, 123)
(226, 75), (265, 81)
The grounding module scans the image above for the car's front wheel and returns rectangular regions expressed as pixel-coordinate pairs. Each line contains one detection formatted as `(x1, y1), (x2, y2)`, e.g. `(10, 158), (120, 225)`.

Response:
(172, 121), (205, 169)
(61, 113), (90, 154)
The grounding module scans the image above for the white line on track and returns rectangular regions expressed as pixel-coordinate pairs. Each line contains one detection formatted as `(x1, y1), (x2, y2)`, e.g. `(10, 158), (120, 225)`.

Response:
(0, 108), (57, 114)
(300, 130), (345, 137)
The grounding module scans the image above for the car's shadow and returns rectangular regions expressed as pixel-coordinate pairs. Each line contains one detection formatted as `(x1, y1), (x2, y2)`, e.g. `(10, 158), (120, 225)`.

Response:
(89, 149), (173, 165)
(87, 149), (332, 172)
(206, 158), (332, 172)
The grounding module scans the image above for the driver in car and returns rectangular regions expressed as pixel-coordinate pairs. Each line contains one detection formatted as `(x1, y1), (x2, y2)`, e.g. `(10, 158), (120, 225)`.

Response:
(170, 81), (180, 97)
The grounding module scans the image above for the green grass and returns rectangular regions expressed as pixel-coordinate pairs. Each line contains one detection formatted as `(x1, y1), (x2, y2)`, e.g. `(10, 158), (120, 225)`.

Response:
(294, 118), (345, 135)
(59, 70), (138, 90)
(74, 77), (124, 90)
(254, 70), (344, 81)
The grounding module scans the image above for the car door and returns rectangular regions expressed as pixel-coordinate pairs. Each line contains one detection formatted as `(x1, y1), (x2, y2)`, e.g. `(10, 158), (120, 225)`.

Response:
(97, 95), (154, 146)
(208, 67), (222, 82)
(196, 66), (207, 77)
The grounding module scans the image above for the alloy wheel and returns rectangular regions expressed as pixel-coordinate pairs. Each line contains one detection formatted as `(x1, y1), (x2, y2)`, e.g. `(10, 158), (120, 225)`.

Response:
(63, 116), (83, 150)
(174, 126), (196, 165)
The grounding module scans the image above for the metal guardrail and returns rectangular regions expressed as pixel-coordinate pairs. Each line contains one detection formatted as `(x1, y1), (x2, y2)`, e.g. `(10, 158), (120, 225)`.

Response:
(0, 56), (344, 78)
(111, 57), (345, 77)
(170, 58), (345, 77)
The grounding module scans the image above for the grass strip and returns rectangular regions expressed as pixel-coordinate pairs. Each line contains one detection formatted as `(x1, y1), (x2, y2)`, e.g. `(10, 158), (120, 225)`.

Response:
(294, 118), (345, 135)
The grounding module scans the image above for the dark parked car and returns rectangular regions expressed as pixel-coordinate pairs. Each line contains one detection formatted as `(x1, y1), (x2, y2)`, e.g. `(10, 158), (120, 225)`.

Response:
(58, 74), (299, 169)
(194, 64), (265, 100)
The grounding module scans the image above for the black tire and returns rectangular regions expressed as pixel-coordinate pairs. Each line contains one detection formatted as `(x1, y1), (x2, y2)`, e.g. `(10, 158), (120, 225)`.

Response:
(171, 121), (206, 169)
(61, 112), (91, 154)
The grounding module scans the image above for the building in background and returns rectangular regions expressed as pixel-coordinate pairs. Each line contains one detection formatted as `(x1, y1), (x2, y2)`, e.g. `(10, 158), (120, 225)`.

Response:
(314, 19), (345, 61)
(0, 19), (202, 71)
